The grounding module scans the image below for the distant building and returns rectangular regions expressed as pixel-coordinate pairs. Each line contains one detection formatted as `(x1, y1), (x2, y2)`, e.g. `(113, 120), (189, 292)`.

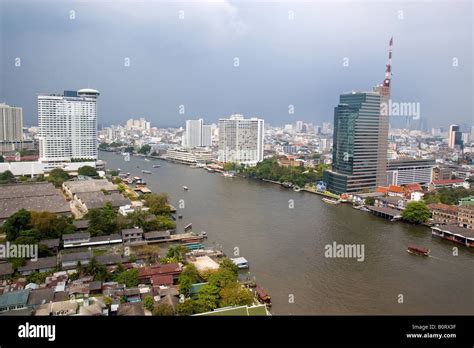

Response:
(218, 114), (264, 166)
(184, 119), (212, 148)
(125, 118), (150, 131)
(387, 158), (435, 186)
(38, 89), (99, 164)
(324, 92), (387, 194)
(0, 103), (23, 142)
(448, 124), (463, 149)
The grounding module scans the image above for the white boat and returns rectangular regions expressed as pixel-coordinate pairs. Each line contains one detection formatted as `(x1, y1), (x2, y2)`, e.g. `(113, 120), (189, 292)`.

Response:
(183, 186), (189, 191)
(293, 186), (301, 192)
(222, 172), (235, 177)
(322, 198), (340, 205)
(144, 158), (150, 162)
(141, 170), (152, 174)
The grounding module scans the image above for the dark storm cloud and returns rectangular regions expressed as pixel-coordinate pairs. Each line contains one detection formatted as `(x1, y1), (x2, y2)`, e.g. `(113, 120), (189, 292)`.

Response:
(1, 0), (472, 128)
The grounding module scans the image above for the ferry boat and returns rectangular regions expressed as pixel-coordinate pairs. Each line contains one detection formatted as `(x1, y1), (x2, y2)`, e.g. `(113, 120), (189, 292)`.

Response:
(256, 286), (272, 307)
(183, 186), (189, 191)
(152, 165), (160, 168)
(322, 197), (340, 205)
(141, 170), (152, 174)
(407, 245), (430, 256)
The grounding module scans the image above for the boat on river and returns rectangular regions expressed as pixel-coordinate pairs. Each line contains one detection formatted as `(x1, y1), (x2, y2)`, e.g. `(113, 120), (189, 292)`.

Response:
(256, 286), (272, 307)
(322, 198), (340, 205)
(407, 245), (430, 256)
(183, 186), (189, 191)
(141, 170), (152, 174)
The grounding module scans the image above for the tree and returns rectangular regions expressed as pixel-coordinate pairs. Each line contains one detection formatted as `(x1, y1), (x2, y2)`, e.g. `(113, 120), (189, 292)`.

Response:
(114, 269), (139, 287)
(30, 211), (75, 239)
(219, 258), (239, 277)
(78, 165), (98, 177)
(176, 300), (196, 316)
(402, 201), (431, 224)
(166, 246), (188, 263)
(178, 264), (200, 297)
(208, 268), (237, 289)
(87, 202), (118, 236)
(152, 303), (175, 316)
(138, 144), (152, 155)
(47, 168), (70, 187)
(3, 209), (32, 241)
(365, 196), (375, 206)
(0, 170), (14, 183)
(85, 257), (109, 281)
(143, 193), (171, 216)
(154, 216), (176, 230)
(143, 296), (155, 312)
(27, 271), (49, 285)
(195, 283), (220, 312)
(219, 283), (254, 307)
(0, 155), (4, 163)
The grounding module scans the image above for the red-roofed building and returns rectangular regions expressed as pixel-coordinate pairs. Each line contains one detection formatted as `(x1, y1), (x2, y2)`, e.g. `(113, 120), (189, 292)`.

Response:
(151, 274), (174, 287)
(138, 263), (182, 284)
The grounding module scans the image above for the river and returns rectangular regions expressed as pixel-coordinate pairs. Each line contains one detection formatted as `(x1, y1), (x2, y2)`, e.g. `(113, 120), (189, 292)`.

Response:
(100, 151), (474, 315)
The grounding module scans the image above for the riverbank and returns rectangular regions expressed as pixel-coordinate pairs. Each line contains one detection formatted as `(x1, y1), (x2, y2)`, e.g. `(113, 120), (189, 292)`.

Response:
(99, 150), (474, 315)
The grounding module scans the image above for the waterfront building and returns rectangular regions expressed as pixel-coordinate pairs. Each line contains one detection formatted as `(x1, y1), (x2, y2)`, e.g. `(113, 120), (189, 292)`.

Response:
(324, 92), (387, 194)
(386, 158), (435, 186)
(164, 147), (212, 164)
(38, 89), (99, 164)
(458, 201), (474, 229)
(428, 203), (459, 225)
(217, 114), (264, 166)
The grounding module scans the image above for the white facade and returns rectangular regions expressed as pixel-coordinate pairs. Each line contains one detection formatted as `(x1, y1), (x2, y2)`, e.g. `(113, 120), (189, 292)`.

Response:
(185, 119), (203, 147)
(218, 114), (264, 166)
(38, 89), (99, 163)
(202, 125), (212, 147)
(0, 103), (23, 142)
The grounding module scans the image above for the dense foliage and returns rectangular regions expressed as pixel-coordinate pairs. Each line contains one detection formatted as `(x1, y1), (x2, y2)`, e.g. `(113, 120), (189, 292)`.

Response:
(402, 201), (431, 224)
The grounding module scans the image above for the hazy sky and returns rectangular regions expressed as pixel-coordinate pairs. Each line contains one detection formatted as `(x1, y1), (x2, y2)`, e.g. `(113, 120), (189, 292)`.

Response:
(1, 0), (472, 128)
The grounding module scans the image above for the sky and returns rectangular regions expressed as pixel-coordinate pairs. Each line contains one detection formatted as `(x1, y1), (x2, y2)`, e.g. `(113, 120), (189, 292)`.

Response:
(1, 0), (473, 128)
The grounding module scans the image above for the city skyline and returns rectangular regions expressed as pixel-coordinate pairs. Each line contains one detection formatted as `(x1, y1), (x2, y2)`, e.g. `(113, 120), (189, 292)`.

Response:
(1, 1), (472, 128)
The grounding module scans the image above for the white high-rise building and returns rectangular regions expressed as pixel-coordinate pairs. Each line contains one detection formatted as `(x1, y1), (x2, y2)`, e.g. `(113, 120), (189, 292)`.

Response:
(218, 114), (264, 166)
(38, 89), (99, 163)
(185, 119), (203, 148)
(185, 119), (212, 147)
(0, 103), (23, 142)
(202, 125), (212, 147)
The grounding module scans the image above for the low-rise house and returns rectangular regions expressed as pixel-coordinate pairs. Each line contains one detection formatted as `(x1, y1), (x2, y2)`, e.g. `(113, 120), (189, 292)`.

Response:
(0, 289), (31, 312)
(124, 288), (141, 303)
(374, 196), (406, 211)
(96, 253), (126, 266)
(138, 263), (182, 284)
(117, 302), (145, 316)
(60, 251), (92, 270)
(144, 230), (171, 243)
(39, 239), (60, 253)
(429, 179), (469, 191)
(18, 256), (58, 276)
(89, 281), (103, 295)
(428, 203), (459, 225)
(151, 274), (174, 287)
(0, 262), (13, 280)
(62, 179), (119, 199)
(63, 232), (91, 248)
(26, 288), (55, 309)
(121, 227), (144, 244)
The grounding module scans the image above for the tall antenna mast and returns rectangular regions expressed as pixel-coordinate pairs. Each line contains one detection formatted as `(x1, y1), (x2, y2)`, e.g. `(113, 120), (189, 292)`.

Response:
(383, 37), (393, 87)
